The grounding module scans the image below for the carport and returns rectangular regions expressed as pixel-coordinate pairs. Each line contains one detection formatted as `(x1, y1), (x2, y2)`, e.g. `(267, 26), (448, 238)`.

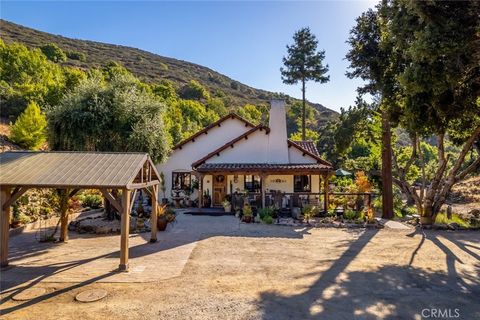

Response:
(0, 151), (160, 271)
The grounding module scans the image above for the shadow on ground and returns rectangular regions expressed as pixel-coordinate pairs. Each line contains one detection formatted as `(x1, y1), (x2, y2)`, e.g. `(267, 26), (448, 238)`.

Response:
(257, 229), (480, 320)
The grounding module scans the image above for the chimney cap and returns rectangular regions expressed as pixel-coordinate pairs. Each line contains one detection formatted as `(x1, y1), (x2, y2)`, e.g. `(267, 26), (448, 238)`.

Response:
(270, 99), (286, 106)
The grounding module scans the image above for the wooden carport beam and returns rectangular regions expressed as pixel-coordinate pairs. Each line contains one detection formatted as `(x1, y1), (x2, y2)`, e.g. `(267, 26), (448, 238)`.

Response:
(2, 187), (28, 211)
(99, 189), (123, 213)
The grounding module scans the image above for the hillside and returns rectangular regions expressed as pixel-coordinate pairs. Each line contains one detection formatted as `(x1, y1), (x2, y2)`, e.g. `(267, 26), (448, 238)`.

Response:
(0, 19), (337, 123)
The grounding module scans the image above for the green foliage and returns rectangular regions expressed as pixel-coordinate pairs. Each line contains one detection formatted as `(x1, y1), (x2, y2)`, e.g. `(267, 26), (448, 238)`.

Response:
(281, 27), (330, 140)
(48, 73), (171, 163)
(10, 101), (47, 150)
(242, 204), (253, 217)
(40, 43), (67, 63)
(236, 104), (263, 125)
(281, 27), (329, 86)
(259, 207), (275, 221)
(178, 80), (210, 100)
(0, 40), (66, 117)
(66, 50), (86, 62)
(78, 192), (103, 209)
(343, 209), (357, 220)
(435, 212), (469, 228)
(263, 215), (274, 224)
(290, 129), (320, 144)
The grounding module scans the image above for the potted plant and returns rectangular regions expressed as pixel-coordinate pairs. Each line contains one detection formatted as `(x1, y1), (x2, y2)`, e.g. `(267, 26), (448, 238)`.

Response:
(184, 187), (193, 207)
(242, 204), (253, 223)
(222, 199), (231, 213)
(159, 172), (168, 204)
(165, 207), (176, 223)
(157, 204), (168, 231)
(203, 189), (211, 208)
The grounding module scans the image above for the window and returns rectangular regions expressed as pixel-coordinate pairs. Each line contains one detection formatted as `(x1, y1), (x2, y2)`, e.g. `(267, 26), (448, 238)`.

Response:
(244, 175), (261, 192)
(172, 172), (191, 190)
(294, 175), (311, 192)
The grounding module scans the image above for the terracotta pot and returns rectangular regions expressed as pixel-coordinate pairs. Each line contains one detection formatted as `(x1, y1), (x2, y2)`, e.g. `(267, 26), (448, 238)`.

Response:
(243, 216), (252, 223)
(157, 216), (168, 231)
(420, 216), (434, 225)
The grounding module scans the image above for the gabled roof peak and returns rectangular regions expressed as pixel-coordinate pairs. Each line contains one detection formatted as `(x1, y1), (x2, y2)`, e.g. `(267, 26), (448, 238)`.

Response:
(173, 112), (256, 150)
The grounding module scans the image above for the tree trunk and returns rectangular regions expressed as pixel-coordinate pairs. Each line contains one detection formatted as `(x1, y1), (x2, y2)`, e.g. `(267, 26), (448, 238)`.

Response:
(302, 79), (306, 141)
(381, 111), (394, 219)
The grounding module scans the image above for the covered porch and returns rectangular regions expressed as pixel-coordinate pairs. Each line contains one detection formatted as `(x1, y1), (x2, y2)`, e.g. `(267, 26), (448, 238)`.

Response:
(194, 163), (334, 213)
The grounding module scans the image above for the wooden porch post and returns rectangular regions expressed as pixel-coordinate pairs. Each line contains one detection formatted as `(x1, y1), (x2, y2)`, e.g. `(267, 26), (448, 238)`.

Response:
(261, 174), (267, 209)
(0, 187), (11, 267)
(323, 174), (329, 213)
(119, 189), (131, 271)
(198, 173), (204, 208)
(150, 185), (158, 243)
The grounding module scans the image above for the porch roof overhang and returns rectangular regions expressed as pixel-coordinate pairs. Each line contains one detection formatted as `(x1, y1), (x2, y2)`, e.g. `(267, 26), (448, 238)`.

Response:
(195, 163), (334, 175)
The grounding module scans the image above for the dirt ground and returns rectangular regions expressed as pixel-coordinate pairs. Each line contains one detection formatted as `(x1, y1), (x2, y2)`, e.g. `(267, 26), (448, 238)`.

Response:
(1, 214), (479, 320)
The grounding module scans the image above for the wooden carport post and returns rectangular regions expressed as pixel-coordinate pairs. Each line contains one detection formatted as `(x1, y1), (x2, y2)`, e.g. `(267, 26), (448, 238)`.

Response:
(119, 189), (131, 271)
(1, 187), (11, 267)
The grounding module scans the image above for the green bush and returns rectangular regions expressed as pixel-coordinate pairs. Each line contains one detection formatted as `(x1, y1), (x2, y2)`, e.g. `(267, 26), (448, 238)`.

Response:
(66, 50), (86, 62)
(40, 43), (67, 63)
(10, 101), (47, 150)
(80, 194), (103, 209)
(263, 215), (274, 224)
(435, 212), (470, 228)
(343, 209), (357, 220)
(259, 207), (275, 220)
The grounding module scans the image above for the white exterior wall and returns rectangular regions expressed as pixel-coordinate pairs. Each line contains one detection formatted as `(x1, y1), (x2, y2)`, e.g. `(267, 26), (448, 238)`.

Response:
(266, 175), (294, 193)
(206, 130), (270, 164)
(156, 118), (251, 199)
(288, 147), (318, 163)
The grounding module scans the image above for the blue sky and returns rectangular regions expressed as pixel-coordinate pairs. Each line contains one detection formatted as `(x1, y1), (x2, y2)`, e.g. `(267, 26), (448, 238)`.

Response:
(1, 1), (376, 112)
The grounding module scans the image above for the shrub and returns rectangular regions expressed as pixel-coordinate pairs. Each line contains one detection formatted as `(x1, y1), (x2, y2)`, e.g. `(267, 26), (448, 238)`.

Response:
(80, 193), (103, 209)
(66, 50), (86, 62)
(243, 204), (253, 217)
(435, 212), (470, 228)
(40, 43), (67, 63)
(178, 80), (210, 100)
(15, 212), (31, 225)
(10, 101), (47, 150)
(343, 209), (357, 220)
(302, 204), (317, 221)
(259, 207), (275, 220)
(263, 215), (274, 224)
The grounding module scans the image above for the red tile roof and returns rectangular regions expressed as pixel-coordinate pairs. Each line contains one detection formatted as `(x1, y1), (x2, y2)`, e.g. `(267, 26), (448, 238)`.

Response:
(287, 140), (332, 166)
(291, 140), (320, 156)
(196, 163), (332, 173)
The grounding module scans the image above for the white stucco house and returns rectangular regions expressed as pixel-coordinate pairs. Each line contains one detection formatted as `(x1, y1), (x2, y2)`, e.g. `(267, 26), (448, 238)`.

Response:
(156, 99), (334, 211)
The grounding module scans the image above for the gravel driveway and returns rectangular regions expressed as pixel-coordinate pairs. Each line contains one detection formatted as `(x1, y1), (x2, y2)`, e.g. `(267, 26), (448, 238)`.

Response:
(1, 213), (479, 319)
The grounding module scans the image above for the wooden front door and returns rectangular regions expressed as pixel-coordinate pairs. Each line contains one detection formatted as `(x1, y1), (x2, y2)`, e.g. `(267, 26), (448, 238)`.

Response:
(213, 175), (226, 206)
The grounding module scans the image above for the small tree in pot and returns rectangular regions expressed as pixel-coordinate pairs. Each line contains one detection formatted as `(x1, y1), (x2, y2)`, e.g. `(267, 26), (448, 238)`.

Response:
(159, 172), (168, 204)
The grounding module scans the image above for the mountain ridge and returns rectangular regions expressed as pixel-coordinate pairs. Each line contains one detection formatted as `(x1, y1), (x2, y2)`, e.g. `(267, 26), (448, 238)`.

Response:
(0, 19), (337, 121)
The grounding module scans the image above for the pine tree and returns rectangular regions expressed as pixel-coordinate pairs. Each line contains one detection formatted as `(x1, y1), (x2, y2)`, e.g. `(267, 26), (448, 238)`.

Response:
(281, 27), (329, 141)
(10, 101), (47, 150)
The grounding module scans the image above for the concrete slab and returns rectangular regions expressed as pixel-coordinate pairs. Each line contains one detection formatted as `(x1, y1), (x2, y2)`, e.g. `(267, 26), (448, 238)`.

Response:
(376, 218), (413, 230)
(1, 212), (240, 286)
